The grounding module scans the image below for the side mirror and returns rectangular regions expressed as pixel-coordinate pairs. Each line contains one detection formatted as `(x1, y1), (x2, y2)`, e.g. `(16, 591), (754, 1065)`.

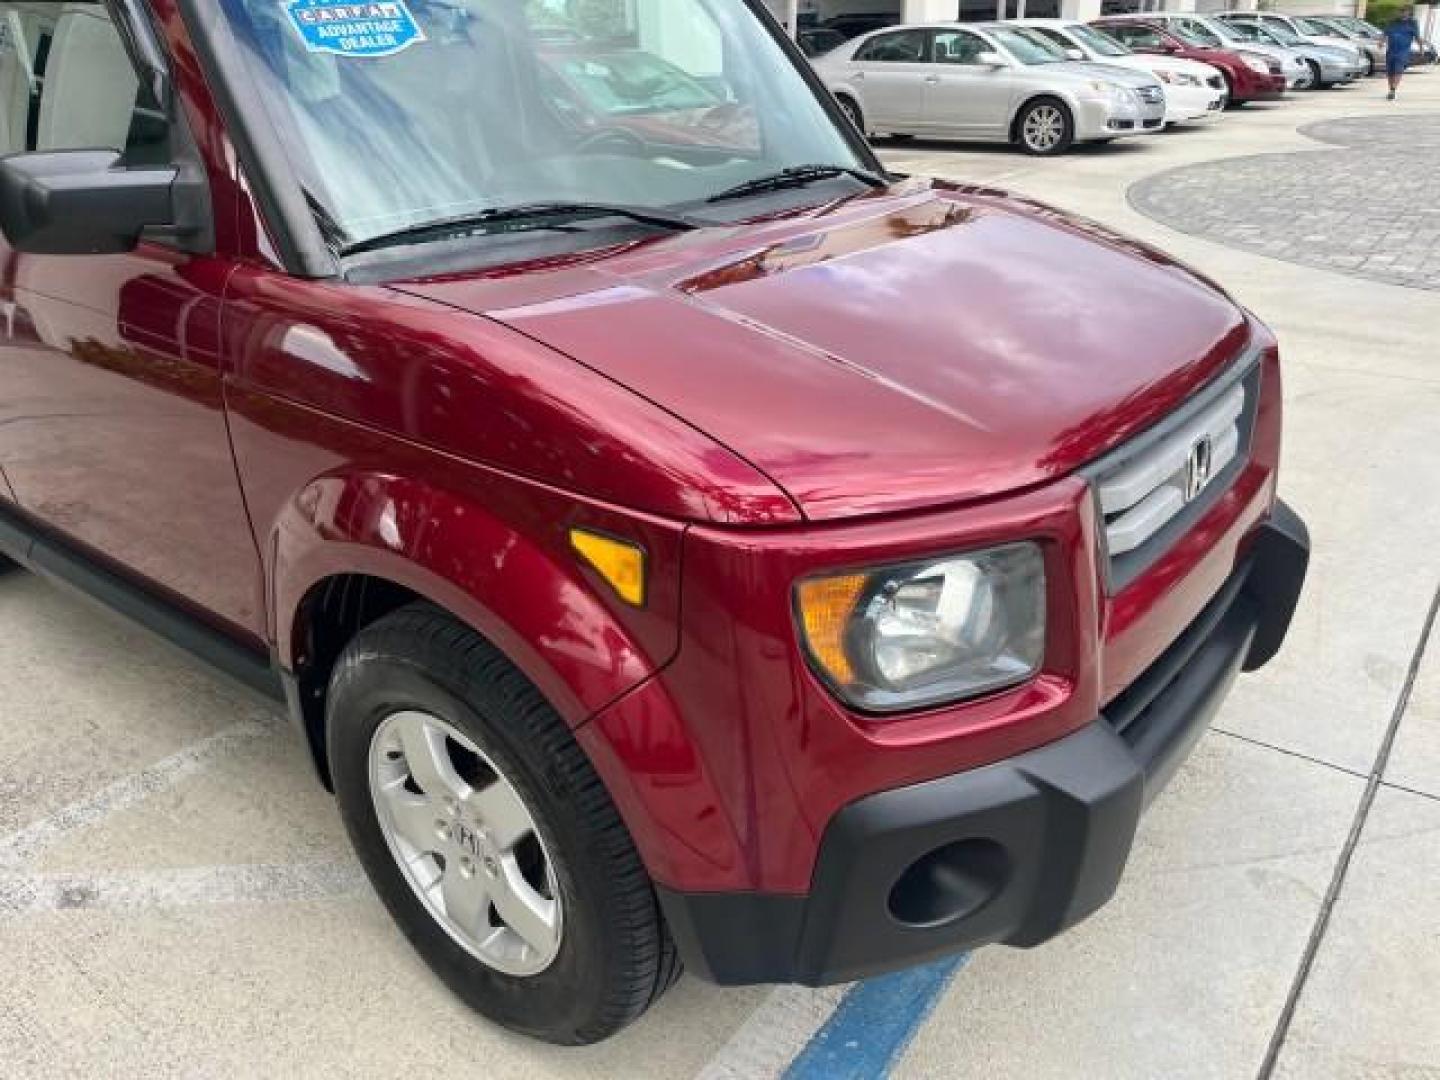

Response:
(1065, 47), (1085, 61)
(0, 150), (189, 256)
(977, 50), (1007, 67)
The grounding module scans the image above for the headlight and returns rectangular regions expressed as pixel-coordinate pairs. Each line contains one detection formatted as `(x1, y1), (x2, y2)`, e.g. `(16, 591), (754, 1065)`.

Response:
(795, 543), (1046, 713)
(1087, 79), (1129, 101)
(1239, 51), (1272, 73)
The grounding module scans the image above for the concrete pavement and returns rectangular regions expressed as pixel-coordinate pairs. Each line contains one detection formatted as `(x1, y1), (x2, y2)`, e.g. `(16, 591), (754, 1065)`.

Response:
(877, 75), (1440, 1080)
(2, 73), (1438, 1079)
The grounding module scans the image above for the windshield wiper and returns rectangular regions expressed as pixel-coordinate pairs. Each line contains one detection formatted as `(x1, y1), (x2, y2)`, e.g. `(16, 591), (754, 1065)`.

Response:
(304, 188), (350, 253)
(706, 164), (887, 205)
(338, 201), (702, 258)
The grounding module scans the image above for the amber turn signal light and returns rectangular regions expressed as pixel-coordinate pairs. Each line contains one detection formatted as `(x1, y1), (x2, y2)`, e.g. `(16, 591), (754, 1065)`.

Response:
(570, 529), (647, 607)
(795, 573), (868, 686)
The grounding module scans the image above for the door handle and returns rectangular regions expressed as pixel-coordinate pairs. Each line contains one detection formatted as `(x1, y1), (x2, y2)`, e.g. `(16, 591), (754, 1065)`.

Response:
(924, 74), (941, 83)
(853, 71), (865, 81)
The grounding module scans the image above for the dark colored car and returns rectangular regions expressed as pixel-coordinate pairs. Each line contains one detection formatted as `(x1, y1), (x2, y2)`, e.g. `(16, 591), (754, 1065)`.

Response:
(0, 0), (1307, 1048)
(823, 12), (900, 40)
(799, 27), (848, 56)
(1095, 17), (1288, 103)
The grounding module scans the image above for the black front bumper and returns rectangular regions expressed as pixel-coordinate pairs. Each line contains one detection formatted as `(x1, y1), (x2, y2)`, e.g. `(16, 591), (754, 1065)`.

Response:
(658, 502), (1310, 986)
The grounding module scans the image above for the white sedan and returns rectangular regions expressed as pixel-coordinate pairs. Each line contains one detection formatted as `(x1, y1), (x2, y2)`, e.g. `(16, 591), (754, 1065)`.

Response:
(1013, 19), (1227, 123)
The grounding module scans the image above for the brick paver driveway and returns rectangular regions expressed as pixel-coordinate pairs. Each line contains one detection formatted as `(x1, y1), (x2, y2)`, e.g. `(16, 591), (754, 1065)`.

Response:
(1129, 114), (1440, 291)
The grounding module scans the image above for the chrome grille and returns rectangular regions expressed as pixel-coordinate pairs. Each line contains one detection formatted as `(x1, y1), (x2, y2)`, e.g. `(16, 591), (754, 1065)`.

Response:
(1086, 356), (1261, 592)
(1137, 85), (1164, 105)
(1099, 385), (1244, 556)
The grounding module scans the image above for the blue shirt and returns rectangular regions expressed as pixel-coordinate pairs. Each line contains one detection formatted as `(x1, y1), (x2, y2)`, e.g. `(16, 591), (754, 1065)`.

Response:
(1386, 17), (1419, 54)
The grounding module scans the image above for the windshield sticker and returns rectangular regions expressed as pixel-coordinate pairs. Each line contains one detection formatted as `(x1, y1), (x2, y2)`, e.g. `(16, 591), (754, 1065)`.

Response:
(285, 0), (426, 58)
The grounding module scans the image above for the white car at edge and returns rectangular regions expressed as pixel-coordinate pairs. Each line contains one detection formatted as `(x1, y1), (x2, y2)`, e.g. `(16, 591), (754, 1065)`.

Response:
(1012, 19), (1227, 123)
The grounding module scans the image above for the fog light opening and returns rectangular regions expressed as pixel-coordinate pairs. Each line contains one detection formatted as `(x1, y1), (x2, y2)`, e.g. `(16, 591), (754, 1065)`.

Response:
(887, 838), (1011, 929)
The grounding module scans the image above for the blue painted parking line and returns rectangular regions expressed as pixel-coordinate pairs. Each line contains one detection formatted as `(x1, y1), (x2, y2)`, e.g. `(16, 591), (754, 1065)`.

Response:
(782, 955), (968, 1080)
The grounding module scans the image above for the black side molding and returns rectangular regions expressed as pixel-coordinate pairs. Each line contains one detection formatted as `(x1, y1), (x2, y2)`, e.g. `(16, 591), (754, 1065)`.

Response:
(0, 500), (281, 701)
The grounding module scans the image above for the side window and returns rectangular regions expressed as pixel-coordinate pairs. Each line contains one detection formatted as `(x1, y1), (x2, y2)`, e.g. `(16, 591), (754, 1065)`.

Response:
(1110, 25), (1163, 50)
(854, 30), (928, 63)
(0, 1), (166, 161)
(1024, 27), (1074, 53)
(932, 30), (987, 65)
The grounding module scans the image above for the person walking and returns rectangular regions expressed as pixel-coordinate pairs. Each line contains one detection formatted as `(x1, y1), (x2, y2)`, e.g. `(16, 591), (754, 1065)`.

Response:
(1385, 7), (1421, 100)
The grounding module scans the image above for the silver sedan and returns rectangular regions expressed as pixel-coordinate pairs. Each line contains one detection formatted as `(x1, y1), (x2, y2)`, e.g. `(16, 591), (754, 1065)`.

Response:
(1217, 13), (1367, 82)
(816, 23), (1167, 156)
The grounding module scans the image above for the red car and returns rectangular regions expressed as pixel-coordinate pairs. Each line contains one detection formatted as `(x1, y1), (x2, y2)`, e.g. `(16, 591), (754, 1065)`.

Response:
(1095, 17), (1288, 103)
(0, 0), (1307, 1046)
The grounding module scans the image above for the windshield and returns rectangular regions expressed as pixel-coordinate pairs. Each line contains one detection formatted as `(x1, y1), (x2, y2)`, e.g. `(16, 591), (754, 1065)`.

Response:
(1294, 17), (1336, 37)
(220, 0), (868, 250)
(1067, 24), (1129, 57)
(1260, 20), (1303, 45)
(988, 27), (1068, 64)
(1205, 18), (1249, 44)
(1169, 17), (1221, 47)
(1339, 18), (1381, 38)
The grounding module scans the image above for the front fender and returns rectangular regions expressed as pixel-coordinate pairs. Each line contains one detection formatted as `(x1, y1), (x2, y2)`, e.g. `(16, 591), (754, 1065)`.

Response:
(265, 459), (685, 728)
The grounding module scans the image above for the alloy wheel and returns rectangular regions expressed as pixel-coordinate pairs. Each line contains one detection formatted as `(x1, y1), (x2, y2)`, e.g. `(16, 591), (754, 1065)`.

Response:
(368, 710), (563, 977)
(1022, 105), (1065, 153)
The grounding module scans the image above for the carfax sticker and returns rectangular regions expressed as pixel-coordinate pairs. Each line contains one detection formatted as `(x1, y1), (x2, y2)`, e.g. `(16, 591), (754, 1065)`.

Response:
(285, 0), (426, 58)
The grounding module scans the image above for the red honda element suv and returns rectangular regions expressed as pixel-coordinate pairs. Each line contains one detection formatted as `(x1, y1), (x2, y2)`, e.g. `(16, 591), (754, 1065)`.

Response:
(0, 0), (1307, 1045)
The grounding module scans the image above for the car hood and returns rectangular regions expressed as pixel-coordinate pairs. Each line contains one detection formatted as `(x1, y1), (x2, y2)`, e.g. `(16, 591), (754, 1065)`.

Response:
(393, 181), (1249, 522)
(1117, 53), (1221, 78)
(1046, 60), (1163, 88)
(1300, 41), (1357, 61)
(1306, 34), (1361, 54)
(1238, 43), (1300, 63)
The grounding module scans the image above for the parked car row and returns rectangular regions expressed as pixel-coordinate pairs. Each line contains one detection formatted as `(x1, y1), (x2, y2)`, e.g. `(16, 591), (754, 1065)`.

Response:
(802, 9), (1436, 66)
(812, 10), (1399, 156)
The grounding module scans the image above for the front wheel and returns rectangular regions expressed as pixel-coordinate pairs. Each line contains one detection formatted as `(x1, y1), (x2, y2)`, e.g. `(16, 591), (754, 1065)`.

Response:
(1016, 98), (1073, 156)
(327, 604), (679, 1045)
(835, 94), (866, 135)
(1303, 60), (1322, 90)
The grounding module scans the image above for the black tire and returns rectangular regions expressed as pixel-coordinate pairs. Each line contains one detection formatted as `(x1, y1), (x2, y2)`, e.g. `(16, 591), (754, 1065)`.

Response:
(1015, 97), (1073, 156)
(1363, 54), (1375, 78)
(1305, 60), (1323, 90)
(327, 603), (680, 1045)
(835, 94), (865, 135)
